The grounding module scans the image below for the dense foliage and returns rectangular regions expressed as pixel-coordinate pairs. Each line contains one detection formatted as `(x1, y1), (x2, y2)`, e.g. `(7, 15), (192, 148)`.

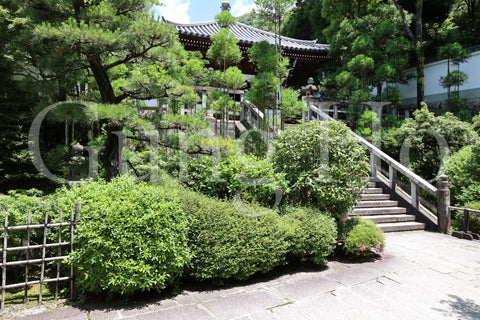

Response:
(445, 142), (480, 202)
(50, 177), (191, 298)
(179, 188), (288, 281)
(280, 206), (337, 264)
(170, 154), (288, 207)
(272, 121), (369, 219)
(382, 105), (479, 181)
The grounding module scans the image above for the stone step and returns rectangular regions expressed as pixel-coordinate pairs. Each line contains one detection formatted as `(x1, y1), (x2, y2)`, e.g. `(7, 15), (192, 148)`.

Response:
(368, 181), (376, 188)
(377, 221), (426, 232)
(351, 207), (408, 216)
(362, 188), (383, 194)
(361, 214), (417, 224)
(356, 200), (398, 208)
(360, 193), (391, 201)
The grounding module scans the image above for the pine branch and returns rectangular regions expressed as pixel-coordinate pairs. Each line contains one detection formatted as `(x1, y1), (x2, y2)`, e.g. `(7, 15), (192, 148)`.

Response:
(390, 0), (415, 41)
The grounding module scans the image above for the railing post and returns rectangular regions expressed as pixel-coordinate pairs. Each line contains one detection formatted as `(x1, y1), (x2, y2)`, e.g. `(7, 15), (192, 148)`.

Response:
(411, 182), (419, 209)
(437, 175), (451, 234)
(463, 209), (470, 232)
(370, 151), (377, 178)
(388, 165), (397, 192)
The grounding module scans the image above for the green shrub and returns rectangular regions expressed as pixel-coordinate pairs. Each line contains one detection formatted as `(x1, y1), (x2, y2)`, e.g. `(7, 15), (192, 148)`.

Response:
(50, 176), (191, 297)
(342, 218), (385, 255)
(279, 207), (337, 265)
(179, 188), (288, 281)
(445, 143), (480, 201)
(0, 190), (50, 275)
(452, 184), (480, 232)
(382, 105), (479, 181)
(178, 154), (288, 208)
(272, 120), (369, 219)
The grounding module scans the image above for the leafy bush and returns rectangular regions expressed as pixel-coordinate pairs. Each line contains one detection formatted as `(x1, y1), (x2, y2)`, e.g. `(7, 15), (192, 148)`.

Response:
(382, 105), (479, 180)
(0, 190), (49, 272)
(50, 176), (191, 297)
(279, 207), (337, 265)
(342, 218), (385, 255)
(177, 154), (288, 208)
(178, 188), (288, 281)
(445, 143), (480, 201)
(355, 110), (380, 138)
(451, 184), (480, 232)
(272, 120), (369, 219)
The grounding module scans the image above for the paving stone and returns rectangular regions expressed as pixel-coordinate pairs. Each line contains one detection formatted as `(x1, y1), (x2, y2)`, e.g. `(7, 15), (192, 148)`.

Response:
(270, 303), (313, 320)
(200, 289), (287, 320)
(269, 275), (342, 301)
(127, 305), (213, 320)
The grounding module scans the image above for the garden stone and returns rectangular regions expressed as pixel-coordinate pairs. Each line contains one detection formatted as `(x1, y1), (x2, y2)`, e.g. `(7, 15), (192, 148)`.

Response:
(462, 233), (474, 240)
(452, 231), (463, 239)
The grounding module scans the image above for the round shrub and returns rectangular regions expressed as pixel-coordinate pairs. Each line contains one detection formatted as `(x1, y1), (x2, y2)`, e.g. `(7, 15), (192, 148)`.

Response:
(280, 207), (337, 265)
(272, 120), (369, 219)
(342, 218), (385, 255)
(50, 176), (191, 297)
(179, 188), (288, 281)
(445, 143), (480, 202)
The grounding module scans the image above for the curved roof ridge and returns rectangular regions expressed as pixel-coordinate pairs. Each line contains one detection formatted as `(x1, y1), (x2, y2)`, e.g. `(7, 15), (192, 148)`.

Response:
(164, 18), (329, 52)
(234, 21), (320, 46)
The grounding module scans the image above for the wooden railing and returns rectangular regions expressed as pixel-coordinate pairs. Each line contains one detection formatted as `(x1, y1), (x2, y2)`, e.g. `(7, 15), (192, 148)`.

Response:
(450, 206), (480, 233)
(307, 104), (451, 233)
(1, 203), (80, 309)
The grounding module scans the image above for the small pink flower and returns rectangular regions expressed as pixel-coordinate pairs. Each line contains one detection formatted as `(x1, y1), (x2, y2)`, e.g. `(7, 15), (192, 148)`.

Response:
(379, 247), (383, 251)
(359, 245), (365, 252)
(377, 257), (383, 260)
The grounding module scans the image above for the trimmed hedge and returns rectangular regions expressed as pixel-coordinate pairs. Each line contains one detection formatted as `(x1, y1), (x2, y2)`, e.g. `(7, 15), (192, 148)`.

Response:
(341, 218), (385, 255)
(179, 188), (289, 281)
(50, 176), (191, 297)
(280, 207), (337, 265)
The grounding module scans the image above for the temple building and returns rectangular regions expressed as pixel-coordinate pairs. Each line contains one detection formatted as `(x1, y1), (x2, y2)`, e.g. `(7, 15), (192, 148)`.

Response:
(164, 9), (331, 86)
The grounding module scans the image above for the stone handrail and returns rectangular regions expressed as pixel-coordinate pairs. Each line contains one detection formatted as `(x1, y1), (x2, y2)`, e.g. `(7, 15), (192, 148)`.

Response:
(308, 104), (451, 233)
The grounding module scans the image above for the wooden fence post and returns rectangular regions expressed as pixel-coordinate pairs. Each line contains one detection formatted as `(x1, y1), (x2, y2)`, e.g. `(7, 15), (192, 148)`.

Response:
(70, 202), (81, 300)
(437, 175), (451, 234)
(1, 215), (8, 310)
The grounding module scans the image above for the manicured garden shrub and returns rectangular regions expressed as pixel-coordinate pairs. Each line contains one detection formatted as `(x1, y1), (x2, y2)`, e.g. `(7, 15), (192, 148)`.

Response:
(279, 207), (337, 265)
(383, 105), (479, 181)
(178, 188), (288, 281)
(178, 154), (288, 208)
(50, 176), (191, 297)
(445, 143), (480, 202)
(341, 218), (385, 255)
(272, 120), (369, 219)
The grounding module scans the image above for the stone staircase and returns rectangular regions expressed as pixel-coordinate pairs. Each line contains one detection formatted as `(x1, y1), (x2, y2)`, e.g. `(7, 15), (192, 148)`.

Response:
(350, 180), (426, 232)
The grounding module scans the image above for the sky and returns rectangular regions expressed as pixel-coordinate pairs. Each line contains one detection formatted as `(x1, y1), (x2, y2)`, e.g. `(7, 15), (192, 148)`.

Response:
(153, 0), (255, 23)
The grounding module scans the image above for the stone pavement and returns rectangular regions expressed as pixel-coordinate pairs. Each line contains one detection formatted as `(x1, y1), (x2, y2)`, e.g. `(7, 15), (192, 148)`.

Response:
(10, 231), (480, 320)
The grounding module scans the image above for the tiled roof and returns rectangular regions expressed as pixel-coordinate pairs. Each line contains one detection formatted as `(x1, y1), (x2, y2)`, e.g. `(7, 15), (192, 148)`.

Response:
(164, 19), (329, 53)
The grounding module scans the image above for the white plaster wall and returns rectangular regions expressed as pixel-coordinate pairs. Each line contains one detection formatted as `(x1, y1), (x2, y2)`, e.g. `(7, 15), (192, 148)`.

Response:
(398, 50), (480, 100)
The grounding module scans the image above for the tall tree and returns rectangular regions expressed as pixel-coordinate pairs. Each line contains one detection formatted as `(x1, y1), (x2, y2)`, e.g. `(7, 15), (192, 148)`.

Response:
(25, 0), (187, 104)
(282, 0), (328, 43)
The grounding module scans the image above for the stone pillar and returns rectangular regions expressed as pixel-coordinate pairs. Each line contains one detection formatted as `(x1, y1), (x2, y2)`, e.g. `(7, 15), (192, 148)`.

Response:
(202, 90), (207, 109)
(437, 175), (451, 234)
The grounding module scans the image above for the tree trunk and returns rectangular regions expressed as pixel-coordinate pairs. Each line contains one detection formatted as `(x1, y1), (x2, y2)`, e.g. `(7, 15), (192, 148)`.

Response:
(87, 54), (117, 104)
(415, 0), (425, 107)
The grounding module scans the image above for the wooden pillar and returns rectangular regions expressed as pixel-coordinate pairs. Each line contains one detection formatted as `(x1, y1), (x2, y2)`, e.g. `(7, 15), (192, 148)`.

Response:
(437, 175), (451, 234)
